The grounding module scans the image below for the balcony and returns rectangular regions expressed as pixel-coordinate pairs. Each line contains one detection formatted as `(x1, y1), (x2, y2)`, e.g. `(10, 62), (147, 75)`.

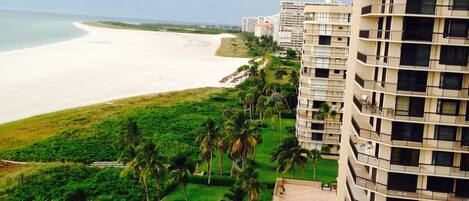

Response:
(350, 135), (469, 178)
(356, 52), (469, 72)
(360, 4), (469, 18)
(300, 71), (345, 80)
(351, 117), (469, 152)
(296, 131), (341, 145)
(302, 61), (347, 70)
(305, 16), (351, 24)
(304, 29), (350, 37)
(296, 124), (341, 135)
(358, 30), (469, 46)
(299, 82), (346, 90)
(352, 95), (469, 126)
(297, 102), (343, 113)
(354, 74), (469, 99)
(304, 39), (349, 47)
(303, 51), (349, 58)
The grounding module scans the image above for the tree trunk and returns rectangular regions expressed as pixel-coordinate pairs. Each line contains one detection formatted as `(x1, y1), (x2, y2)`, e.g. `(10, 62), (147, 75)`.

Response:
(249, 104), (253, 119)
(278, 112), (282, 133)
(219, 149), (223, 176)
(208, 148), (213, 185)
(230, 160), (235, 177)
(314, 161), (317, 180)
(143, 176), (150, 201)
(183, 184), (188, 201)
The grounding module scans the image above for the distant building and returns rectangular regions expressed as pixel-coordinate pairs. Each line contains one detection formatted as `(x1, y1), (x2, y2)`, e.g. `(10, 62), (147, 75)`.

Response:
(242, 16), (264, 33)
(255, 22), (273, 37)
(265, 14), (281, 42)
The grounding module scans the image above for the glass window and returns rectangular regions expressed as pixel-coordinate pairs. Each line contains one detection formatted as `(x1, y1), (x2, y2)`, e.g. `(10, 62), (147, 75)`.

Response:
(391, 148), (420, 166)
(315, 69), (329, 78)
(463, 127), (469, 146)
(432, 151), (454, 167)
(318, 36), (331, 45)
(397, 70), (428, 92)
(452, 0), (469, 11)
(395, 96), (425, 117)
(311, 133), (323, 141)
(456, 179), (469, 198)
(435, 126), (457, 141)
(461, 154), (469, 171)
(387, 173), (418, 192)
(444, 19), (469, 38)
(427, 176), (454, 193)
(440, 46), (469, 66)
(400, 44), (431, 67)
(438, 99), (460, 116)
(311, 123), (324, 130)
(440, 73), (463, 90)
(391, 122), (424, 142)
(313, 101), (325, 109)
(396, 96), (410, 116)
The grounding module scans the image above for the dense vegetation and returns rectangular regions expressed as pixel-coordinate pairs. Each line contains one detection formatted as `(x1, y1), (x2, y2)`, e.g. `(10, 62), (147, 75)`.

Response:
(216, 36), (251, 58)
(85, 21), (241, 35)
(0, 28), (339, 201)
(240, 32), (281, 57)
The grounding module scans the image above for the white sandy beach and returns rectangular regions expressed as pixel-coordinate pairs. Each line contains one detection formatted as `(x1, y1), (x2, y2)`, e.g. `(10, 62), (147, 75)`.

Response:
(0, 23), (249, 123)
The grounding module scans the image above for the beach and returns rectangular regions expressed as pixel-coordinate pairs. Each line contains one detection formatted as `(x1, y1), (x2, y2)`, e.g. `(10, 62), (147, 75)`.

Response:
(0, 22), (249, 123)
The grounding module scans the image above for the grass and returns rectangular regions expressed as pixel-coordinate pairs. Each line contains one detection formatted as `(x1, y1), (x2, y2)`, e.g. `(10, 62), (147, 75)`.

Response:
(0, 88), (220, 151)
(265, 57), (301, 84)
(163, 184), (230, 201)
(215, 36), (251, 58)
(84, 21), (240, 35)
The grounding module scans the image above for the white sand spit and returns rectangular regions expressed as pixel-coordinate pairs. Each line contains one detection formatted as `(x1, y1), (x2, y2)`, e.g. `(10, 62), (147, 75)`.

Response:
(0, 23), (249, 123)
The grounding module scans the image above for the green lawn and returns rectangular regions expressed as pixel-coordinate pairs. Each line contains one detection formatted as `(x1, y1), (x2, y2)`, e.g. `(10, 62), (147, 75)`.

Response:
(163, 184), (230, 201)
(216, 36), (251, 58)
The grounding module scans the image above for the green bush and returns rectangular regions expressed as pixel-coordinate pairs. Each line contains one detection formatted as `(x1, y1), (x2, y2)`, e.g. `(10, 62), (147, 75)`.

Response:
(188, 175), (235, 186)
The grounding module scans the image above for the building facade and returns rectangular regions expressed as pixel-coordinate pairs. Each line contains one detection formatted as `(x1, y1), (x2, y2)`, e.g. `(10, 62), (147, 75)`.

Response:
(255, 22), (273, 37)
(242, 16), (264, 33)
(337, 0), (469, 201)
(296, 3), (352, 154)
(279, 0), (314, 50)
(265, 14), (281, 41)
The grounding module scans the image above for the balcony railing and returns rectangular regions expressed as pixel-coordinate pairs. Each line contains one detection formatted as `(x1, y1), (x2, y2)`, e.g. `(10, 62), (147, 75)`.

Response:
(359, 29), (469, 45)
(304, 40), (349, 47)
(360, 4), (469, 17)
(351, 117), (469, 152)
(352, 94), (469, 125)
(302, 61), (347, 69)
(301, 71), (345, 80)
(298, 93), (344, 102)
(297, 103), (343, 112)
(305, 16), (351, 23)
(299, 82), (346, 90)
(350, 136), (469, 178)
(296, 133), (341, 145)
(304, 51), (349, 58)
(356, 52), (469, 72)
(296, 124), (341, 135)
(354, 74), (469, 99)
(304, 29), (350, 36)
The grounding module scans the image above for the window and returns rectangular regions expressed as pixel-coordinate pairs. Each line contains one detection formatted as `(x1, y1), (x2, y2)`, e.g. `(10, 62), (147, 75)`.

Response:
(427, 177), (454, 193)
(440, 73), (463, 90)
(391, 148), (420, 166)
(452, 0), (469, 11)
(444, 19), (469, 38)
(402, 17), (434, 41)
(315, 69), (329, 78)
(432, 151), (454, 167)
(391, 122), (424, 142)
(395, 96), (425, 117)
(387, 173), (418, 192)
(440, 46), (469, 66)
(397, 70), (428, 92)
(406, 0), (436, 14)
(435, 126), (457, 141)
(318, 36), (331, 45)
(311, 123), (324, 130)
(400, 44), (431, 66)
(311, 133), (323, 141)
(316, 58), (330, 68)
(319, 24), (332, 35)
(313, 101), (325, 109)
(334, 70), (340, 74)
(456, 179), (469, 198)
(437, 99), (460, 116)
(338, 37), (343, 41)
(461, 154), (469, 171)
(463, 127), (469, 146)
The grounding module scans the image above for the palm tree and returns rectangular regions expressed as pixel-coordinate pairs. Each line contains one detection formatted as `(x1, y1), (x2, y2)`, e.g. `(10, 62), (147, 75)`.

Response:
(236, 166), (261, 201)
(236, 91), (247, 113)
(269, 92), (290, 133)
(245, 93), (256, 119)
(256, 96), (268, 125)
(271, 137), (308, 178)
(198, 118), (219, 185)
(316, 103), (337, 154)
(248, 62), (259, 77)
(274, 69), (287, 80)
(139, 142), (166, 201)
(230, 120), (260, 167)
(217, 131), (229, 176)
(223, 110), (247, 176)
(289, 71), (299, 92)
(169, 154), (195, 201)
(309, 149), (322, 180)
(222, 185), (245, 201)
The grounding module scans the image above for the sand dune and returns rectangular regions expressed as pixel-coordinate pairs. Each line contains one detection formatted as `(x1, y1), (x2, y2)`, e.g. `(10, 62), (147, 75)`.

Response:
(0, 23), (249, 123)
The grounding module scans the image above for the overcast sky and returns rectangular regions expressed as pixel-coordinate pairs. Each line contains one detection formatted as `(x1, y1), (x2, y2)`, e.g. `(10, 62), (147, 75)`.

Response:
(0, 0), (291, 25)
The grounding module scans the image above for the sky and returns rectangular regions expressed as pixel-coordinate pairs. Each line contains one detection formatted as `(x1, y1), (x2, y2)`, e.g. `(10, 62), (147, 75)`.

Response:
(0, 0), (290, 25)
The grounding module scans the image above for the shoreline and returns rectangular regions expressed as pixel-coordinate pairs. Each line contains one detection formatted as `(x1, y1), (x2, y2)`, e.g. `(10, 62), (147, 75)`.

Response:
(0, 21), (249, 124)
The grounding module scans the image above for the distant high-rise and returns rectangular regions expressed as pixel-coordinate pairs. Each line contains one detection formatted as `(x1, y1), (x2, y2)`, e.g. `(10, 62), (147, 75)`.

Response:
(296, 1), (352, 154)
(337, 0), (469, 201)
(242, 16), (264, 33)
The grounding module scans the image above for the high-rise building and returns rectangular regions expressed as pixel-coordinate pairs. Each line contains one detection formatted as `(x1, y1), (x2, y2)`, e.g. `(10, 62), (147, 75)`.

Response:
(242, 16), (264, 33)
(278, 0), (316, 50)
(265, 14), (281, 41)
(296, 2), (352, 154)
(337, 1), (469, 201)
(255, 22), (273, 37)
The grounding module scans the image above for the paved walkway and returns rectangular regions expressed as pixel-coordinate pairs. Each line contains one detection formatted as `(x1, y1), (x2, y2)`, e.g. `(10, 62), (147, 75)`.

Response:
(274, 179), (336, 201)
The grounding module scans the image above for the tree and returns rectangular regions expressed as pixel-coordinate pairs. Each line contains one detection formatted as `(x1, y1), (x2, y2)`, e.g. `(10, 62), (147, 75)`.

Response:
(222, 185), (245, 201)
(309, 149), (322, 180)
(217, 130), (229, 176)
(274, 69), (288, 80)
(139, 142), (166, 201)
(316, 103), (337, 154)
(286, 48), (297, 59)
(271, 137), (308, 178)
(248, 62), (259, 77)
(245, 93), (256, 120)
(236, 91), (247, 113)
(289, 70), (299, 92)
(169, 154), (196, 201)
(230, 120), (260, 167)
(236, 166), (262, 201)
(198, 118), (219, 185)
(256, 96), (268, 125)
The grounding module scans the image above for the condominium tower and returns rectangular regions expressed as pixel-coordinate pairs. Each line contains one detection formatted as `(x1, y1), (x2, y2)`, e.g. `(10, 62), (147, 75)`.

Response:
(278, 0), (315, 50)
(296, 3), (351, 154)
(337, 0), (469, 201)
(242, 16), (264, 33)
